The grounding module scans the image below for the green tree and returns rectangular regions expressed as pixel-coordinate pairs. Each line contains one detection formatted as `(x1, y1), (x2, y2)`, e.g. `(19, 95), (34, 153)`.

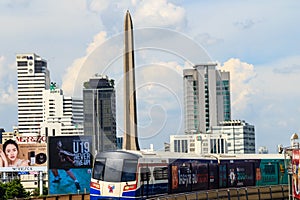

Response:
(1, 179), (29, 199)
(31, 186), (48, 197)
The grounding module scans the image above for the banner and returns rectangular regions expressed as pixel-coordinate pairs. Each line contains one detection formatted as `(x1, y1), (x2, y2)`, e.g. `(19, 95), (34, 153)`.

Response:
(0, 141), (47, 171)
(293, 149), (300, 199)
(48, 136), (93, 195)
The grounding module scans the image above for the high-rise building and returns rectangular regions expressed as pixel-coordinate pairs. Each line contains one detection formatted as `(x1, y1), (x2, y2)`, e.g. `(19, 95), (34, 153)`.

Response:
(16, 53), (50, 135)
(183, 63), (231, 134)
(40, 82), (84, 136)
(0, 128), (5, 144)
(83, 74), (117, 154)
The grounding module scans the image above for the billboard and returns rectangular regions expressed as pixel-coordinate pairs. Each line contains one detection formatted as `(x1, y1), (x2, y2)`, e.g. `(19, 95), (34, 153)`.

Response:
(48, 136), (93, 195)
(227, 163), (255, 187)
(292, 149), (300, 199)
(0, 140), (47, 172)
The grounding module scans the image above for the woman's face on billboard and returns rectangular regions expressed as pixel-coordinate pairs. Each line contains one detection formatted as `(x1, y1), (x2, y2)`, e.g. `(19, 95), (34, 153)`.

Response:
(5, 144), (18, 162)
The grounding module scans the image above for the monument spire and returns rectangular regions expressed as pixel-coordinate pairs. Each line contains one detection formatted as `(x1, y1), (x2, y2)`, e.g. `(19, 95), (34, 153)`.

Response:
(123, 10), (140, 150)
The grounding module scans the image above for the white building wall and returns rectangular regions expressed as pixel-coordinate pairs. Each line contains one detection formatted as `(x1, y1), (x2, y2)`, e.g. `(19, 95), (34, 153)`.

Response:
(17, 53), (50, 136)
(183, 69), (198, 133)
(40, 87), (83, 136)
(170, 120), (255, 154)
(211, 120), (255, 154)
(170, 133), (227, 154)
(183, 63), (228, 134)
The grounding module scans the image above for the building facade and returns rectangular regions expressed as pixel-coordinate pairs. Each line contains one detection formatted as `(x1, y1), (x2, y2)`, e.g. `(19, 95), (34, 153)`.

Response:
(170, 120), (255, 154)
(209, 120), (255, 154)
(258, 146), (269, 154)
(40, 82), (84, 136)
(17, 53), (50, 135)
(83, 75), (117, 154)
(0, 128), (5, 143)
(183, 63), (231, 134)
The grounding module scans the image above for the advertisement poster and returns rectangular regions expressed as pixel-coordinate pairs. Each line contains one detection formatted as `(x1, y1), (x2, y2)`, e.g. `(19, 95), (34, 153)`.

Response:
(48, 136), (93, 195)
(292, 149), (300, 199)
(0, 140), (47, 172)
(171, 165), (178, 189)
(227, 163), (254, 187)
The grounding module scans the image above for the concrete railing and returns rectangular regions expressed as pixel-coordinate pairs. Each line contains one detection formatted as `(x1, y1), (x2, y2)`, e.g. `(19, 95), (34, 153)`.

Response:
(148, 185), (289, 200)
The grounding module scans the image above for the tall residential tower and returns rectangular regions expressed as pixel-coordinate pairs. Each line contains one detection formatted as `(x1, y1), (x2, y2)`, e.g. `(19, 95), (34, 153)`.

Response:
(183, 63), (231, 134)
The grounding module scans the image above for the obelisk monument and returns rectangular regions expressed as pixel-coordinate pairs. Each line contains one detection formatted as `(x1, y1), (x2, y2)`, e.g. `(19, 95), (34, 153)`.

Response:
(123, 10), (140, 150)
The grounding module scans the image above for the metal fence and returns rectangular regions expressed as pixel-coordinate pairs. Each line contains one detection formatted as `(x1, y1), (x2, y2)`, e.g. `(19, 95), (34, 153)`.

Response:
(148, 185), (288, 200)
(26, 185), (288, 200)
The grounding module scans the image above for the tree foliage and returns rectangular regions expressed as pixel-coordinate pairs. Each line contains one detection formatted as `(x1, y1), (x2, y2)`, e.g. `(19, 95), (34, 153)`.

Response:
(0, 179), (30, 199)
(32, 186), (48, 197)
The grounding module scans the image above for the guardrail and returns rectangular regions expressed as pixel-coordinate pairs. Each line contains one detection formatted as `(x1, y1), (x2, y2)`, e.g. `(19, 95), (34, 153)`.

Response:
(30, 194), (89, 200)
(148, 185), (289, 200)
(28, 185), (288, 200)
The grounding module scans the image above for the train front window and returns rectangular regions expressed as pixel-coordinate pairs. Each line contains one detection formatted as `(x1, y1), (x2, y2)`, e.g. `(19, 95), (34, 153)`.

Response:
(121, 160), (138, 182)
(93, 159), (105, 180)
(104, 158), (123, 182)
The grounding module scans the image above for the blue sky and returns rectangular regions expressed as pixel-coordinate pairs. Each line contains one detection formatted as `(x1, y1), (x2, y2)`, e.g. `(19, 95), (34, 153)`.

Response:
(0, 0), (300, 152)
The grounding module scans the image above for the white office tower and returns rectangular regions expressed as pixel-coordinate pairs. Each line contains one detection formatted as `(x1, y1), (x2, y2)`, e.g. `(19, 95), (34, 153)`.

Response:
(40, 83), (84, 136)
(17, 53), (50, 136)
(183, 63), (231, 134)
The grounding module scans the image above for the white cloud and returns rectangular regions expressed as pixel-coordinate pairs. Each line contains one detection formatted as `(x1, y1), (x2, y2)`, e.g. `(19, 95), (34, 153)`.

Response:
(0, 56), (17, 105)
(61, 31), (108, 96)
(194, 33), (224, 46)
(254, 56), (300, 97)
(88, 0), (110, 12)
(86, 31), (107, 54)
(0, 84), (17, 104)
(137, 61), (184, 110)
(134, 0), (186, 28)
(134, 61), (185, 147)
(218, 58), (257, 117)
(224, 56), (300, 151)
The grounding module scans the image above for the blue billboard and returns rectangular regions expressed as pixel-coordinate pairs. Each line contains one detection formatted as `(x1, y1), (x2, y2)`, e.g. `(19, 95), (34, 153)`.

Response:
(48, 136), (93, 195)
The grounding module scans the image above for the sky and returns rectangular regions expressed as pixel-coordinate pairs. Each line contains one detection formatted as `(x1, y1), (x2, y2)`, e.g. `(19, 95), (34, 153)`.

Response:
(0, 0), (300, 153)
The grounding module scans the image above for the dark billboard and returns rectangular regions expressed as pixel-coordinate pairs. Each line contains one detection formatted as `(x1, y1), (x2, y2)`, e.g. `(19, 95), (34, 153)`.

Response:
(48, 136), (93, 195)
(227, 162), (255, 187)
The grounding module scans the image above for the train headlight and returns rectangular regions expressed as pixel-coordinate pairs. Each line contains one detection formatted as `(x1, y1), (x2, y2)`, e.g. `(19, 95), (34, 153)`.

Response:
(90, 182), (100, 190)
(123, 184), (137, 191)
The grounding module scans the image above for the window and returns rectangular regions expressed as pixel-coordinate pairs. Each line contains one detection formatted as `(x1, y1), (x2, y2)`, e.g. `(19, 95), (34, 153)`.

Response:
(121, 160), (138, 182)
(174, 140), (180, 152)
(17, 61), (27, 66)
(182, 140), (188, 153)
(104, 158), (123, 182)
(153, 167), (168, 180)
(264, 164), (275, 175)
(140, 167), (151, 181)
(93, 159), (105, 180)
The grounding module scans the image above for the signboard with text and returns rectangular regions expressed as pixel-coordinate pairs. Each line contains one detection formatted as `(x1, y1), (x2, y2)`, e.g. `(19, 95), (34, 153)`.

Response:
(0, 142), (47, 172)
(292, 149), (300, 199)
(48, 136), (93, 195)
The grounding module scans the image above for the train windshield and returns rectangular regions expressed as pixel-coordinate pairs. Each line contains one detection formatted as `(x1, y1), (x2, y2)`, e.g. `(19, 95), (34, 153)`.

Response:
(93, 159), (105, 180)
(121, 159), (138, 182)
(93, 158), (138, 182)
